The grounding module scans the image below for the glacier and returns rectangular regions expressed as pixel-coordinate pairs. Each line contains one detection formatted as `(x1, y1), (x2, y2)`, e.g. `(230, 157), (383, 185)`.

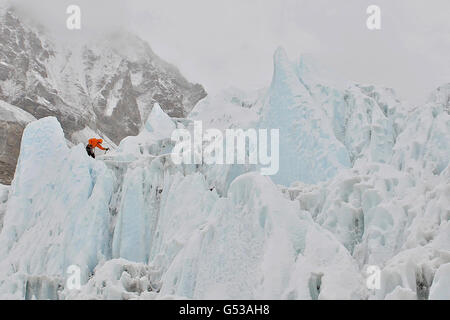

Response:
(0, 47), (448, 300)
(0, 183), (8, 231)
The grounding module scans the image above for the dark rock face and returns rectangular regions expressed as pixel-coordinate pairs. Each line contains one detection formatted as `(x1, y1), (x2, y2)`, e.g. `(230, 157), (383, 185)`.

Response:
(0, 121), (25, 185)
(0, 10), (207, 145)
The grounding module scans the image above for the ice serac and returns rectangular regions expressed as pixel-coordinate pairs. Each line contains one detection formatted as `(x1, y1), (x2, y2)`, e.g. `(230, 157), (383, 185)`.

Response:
(115, 103), (176, 161)
(0, 115), (368, 299)
(285, 142), (450, 299)
(0, 183), (8, 231)
(157, 172), (365, 299)
(144, 103), (176, 139)
(261, 47), (350, 185)
(290, 52), (405, 168)
(188, 89), (262, 195)
(429, 263), (450, 300)
(392, 86), (450, 176)
(0, 117), (115, 298)
(428, 83), (450, 114)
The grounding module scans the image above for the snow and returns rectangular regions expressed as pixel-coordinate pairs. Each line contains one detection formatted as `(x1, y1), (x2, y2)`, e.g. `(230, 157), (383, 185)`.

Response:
(0, 184), (8, 232)
(0, 100), (36, 124)
(62, 258), (159, 300)
(384, 286), (417, 300)
(130, 71), (143, 87)
(0, 47), (448, 300)
(105, 78), (123, 117)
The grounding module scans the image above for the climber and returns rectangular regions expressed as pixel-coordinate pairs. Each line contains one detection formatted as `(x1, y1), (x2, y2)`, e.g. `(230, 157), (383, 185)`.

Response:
(86, 138), (109, 159)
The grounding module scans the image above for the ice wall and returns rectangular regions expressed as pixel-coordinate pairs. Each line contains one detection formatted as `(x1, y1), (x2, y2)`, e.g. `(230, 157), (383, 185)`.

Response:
(0, 184), (8, 231)
(0, 117), (115, 298)
(260, 47), (350, 185)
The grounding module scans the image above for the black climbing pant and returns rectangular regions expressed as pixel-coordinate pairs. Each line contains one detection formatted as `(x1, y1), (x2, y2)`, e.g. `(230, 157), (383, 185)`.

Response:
(86, 145), (95, 159)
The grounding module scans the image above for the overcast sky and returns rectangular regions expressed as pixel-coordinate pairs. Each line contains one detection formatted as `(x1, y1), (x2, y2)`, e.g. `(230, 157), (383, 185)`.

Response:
(4, 0), (450, 103)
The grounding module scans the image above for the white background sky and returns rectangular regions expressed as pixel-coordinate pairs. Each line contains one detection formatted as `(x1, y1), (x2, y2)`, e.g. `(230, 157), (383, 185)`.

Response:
(5, 0), (450, 103)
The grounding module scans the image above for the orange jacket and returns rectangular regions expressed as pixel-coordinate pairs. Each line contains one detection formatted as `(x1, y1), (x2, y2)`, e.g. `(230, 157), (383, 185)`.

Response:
(88, 138), (106, 150)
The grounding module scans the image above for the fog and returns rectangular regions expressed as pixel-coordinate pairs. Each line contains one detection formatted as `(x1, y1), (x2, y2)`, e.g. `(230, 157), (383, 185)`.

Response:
(3, 0), (449, 103)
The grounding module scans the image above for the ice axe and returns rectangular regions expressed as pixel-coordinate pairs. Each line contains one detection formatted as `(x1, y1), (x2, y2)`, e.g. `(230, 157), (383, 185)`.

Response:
(102, 142), (110, 155)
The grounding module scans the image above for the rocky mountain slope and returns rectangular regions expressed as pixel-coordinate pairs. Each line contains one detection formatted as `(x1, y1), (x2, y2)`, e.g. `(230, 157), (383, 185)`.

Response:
(0, 8), (206, 183)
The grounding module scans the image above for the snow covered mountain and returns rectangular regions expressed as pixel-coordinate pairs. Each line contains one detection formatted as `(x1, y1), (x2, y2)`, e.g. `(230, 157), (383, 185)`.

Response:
(0, 8), (206, 183)
(0, 46), (448, 300)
